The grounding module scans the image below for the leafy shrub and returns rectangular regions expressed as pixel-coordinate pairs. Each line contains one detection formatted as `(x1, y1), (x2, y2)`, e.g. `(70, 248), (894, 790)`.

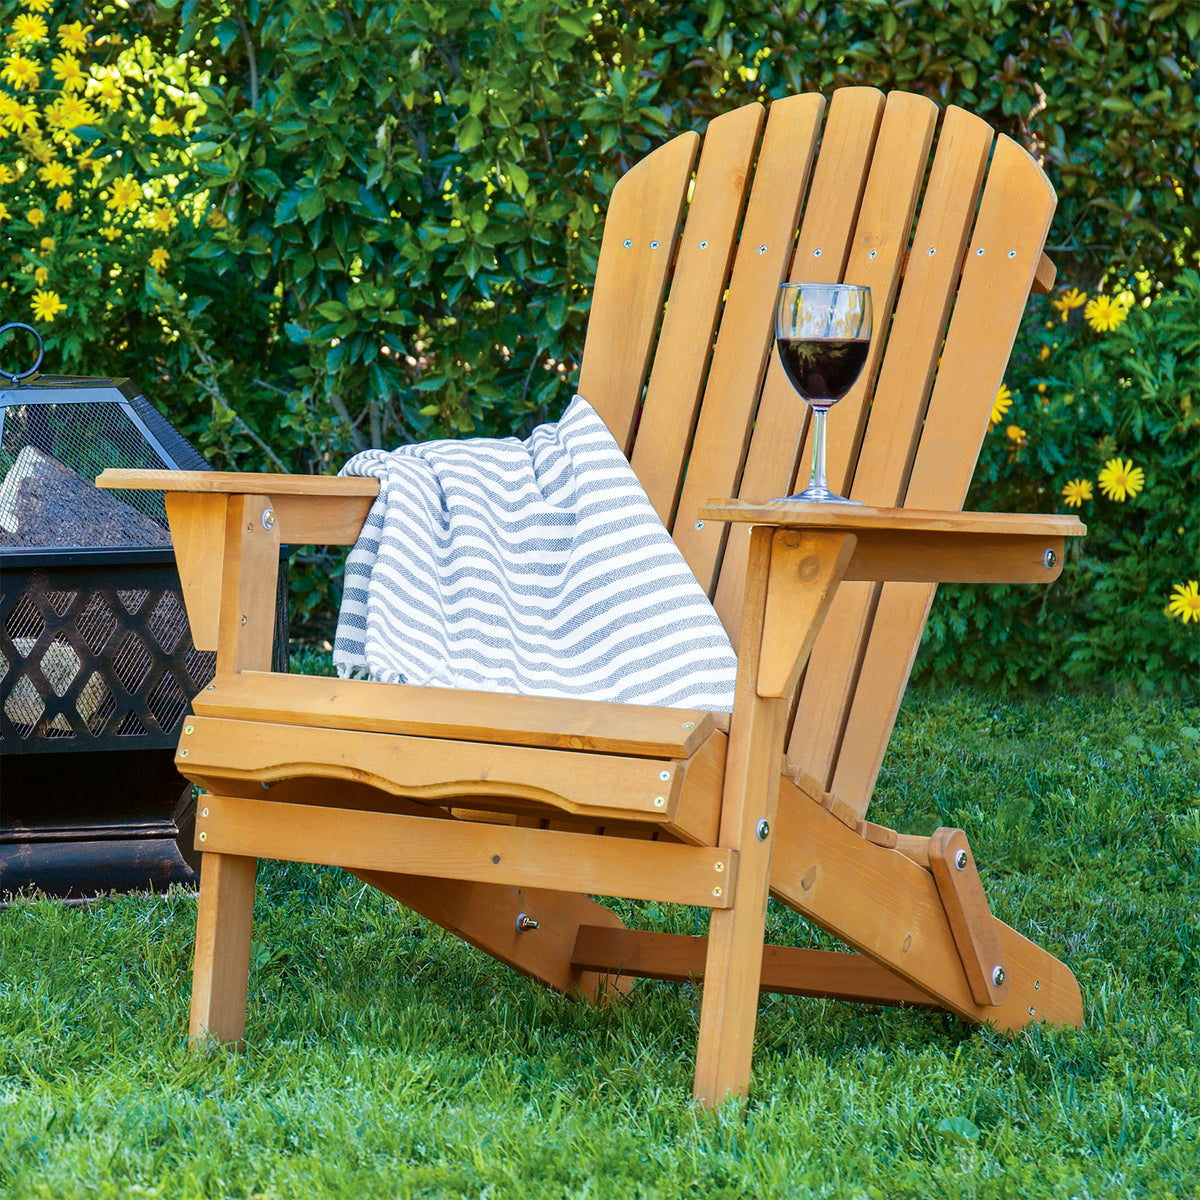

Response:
(917, 271), (1199, 694)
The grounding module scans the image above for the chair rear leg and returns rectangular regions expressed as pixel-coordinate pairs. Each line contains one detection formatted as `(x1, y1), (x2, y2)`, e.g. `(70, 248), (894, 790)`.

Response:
(189, 851), (257, 1046)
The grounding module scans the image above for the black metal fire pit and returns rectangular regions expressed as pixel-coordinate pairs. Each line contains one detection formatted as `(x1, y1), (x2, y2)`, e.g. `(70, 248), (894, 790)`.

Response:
(0, 324), (286, 900)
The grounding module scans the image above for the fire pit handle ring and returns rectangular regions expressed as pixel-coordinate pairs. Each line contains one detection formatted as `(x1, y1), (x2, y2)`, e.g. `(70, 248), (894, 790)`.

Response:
(0, 322), (45, 385)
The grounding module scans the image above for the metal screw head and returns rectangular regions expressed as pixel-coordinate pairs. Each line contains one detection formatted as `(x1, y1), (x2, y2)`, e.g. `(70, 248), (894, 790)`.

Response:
(650, 239), (660, 249)
(200, 807), (209, 818)
(927, 247), (936, 256)
(955, 848), (969, 870)
(1007, 249), (1017, 258)
(991, 965), (1005, 987)
(184, 724), (194, 735)
(198, 831), (206, 841)
(262, 509), (277, 530)
(694, 520), (704, 530)
(714, 861), (725, 872)
(758, 244), (768, 254)
(240, 615), (248, 625)
(206, 685), (215, 691)
(179, 749), (188, 757)
(622, 238), (632, 248)
(976, 247), (985, 256)
(699, 240), (708, 249)
(653, 796), (665, 807)
(712, 886), (722, 898)
(516, 913), (539, 932)
(1044, 548), (1057, 569)
(659, 770), (671, 782)
(756, 819), (770, 841)
(682, 722), (695, 730)
(868, 249), (878, 259)
(1034, 979), (1041, 990)
(812, 248), (822, 257)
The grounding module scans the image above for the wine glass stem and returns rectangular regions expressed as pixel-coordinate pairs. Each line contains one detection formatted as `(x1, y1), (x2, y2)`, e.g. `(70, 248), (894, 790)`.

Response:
(807, 404), (831, 494)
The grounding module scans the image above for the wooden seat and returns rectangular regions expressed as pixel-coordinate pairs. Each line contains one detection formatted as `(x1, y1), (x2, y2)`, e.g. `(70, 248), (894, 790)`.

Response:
(99, 86), (1085, 1106)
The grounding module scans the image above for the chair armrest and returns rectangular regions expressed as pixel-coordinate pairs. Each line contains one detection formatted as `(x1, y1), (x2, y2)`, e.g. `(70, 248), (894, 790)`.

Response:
(699, 499), (1085, 584)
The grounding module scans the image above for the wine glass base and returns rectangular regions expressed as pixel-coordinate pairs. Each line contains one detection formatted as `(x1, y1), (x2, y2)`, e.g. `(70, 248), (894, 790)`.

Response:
(775, 485), (863, 505)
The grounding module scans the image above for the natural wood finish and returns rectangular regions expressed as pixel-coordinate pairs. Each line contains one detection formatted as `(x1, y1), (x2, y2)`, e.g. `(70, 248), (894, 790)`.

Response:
(571, 926), (940, 1008)
(98, 468), (380, 497)
(180, 716), (701, 827)
(189, 851), (257, 1045)
(927, 827), (1010, 1007)
(195, 794), (738, 909)
(693, 526), (788, 1104)
(861, 821), (899, 850)
(631, 102), (765, 526)
(193, 670), (718, 758)
(671, 93), (826, 596)
(164, 492), (228, 652)
(579, 132), (699, 452)
(757, 529), (856, 698)
(1032, 251), (1057, 294)
(216, 494), (280, 676)
(894, 833), (931, 869)
(267, 493), (375, 545)
(771, 774), (1083, 1029)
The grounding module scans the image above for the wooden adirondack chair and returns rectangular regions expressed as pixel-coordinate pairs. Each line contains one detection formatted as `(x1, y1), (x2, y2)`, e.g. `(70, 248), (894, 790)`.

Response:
(99, 87), (1085, 1106)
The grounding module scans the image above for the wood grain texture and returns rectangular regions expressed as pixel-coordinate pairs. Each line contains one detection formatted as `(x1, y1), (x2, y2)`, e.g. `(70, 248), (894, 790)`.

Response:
(579, 132), (699, 452)
(571, 925), (940, 1007)
(164, 492), (228, 652)
(98, 468), (380, 497)
(216, 494), (280, 676)
(193, 670), (717, 758)
(196, 794), (737, 908)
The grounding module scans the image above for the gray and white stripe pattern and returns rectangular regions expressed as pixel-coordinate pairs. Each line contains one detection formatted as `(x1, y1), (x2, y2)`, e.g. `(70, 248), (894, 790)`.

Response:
(333, 395), (737, 711)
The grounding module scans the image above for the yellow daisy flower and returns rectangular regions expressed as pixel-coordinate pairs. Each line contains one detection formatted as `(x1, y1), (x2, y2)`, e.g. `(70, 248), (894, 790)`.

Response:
(44, 94), (97, 130)
(33, 265), (48, 285)
(90, 74), (122, 108)
(12, 13), (48, 40)
(1097, 457), (1145, 502)
(0, 163), (16, 184)
(1060, 479), (1093, 507)
(50, 53), (87, 92)
(1, 53), (40, 89)
(25, 205), (44, 227)
(145, 205), (176, 231)
(21, 0), (53, 12)
(100, 225), (122, 240)
(148, 247), (169, 272)
(1167, 581), (1200, 624)
(57, 21), (92, 53)
(30, 287), (66, 322)
(106, 175), (142, 213)
(1005, 424), (1026, 446)
(150, 115), (180, 137)
(1, 99), (38, 132)
(39, 235), (53, 252)
(37, 160), (75, 188)
(990, 383), (1013, 427)
(1051, 286), (1086, 321)
(55, 190), (72, 210)
(1084, 294), (1130, 333)
(206, 208), (228, 229)
(0, 201), (10, 222)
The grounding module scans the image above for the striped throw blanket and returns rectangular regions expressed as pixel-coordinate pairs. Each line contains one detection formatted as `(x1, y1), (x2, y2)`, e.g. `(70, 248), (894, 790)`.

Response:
(333, 395), (737, 712)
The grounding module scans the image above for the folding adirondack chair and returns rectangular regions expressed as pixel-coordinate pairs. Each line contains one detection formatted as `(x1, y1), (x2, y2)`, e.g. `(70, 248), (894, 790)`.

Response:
(100, 87), (1085, 1106)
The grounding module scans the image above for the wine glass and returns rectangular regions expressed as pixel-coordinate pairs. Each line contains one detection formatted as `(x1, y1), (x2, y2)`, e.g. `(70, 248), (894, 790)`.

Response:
(775, 282), (872, 504)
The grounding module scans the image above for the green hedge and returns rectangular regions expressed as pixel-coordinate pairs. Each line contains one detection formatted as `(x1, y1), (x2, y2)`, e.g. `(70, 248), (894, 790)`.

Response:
(3, 0), (1196, 680)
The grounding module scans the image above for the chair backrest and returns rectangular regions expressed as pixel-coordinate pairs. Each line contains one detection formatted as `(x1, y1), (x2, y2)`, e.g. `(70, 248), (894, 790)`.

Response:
(577, 87), (1056, 818)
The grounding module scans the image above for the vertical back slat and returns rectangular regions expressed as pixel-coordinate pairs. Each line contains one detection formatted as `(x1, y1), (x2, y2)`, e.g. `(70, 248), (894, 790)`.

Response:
(708, 88), (884, 639)
(669, 93), (826, 597)
(630, 103), (766, 526)
(578, 132), (700, 452)
(828, 135), (1058, 817)
(785, 105), (994, 790)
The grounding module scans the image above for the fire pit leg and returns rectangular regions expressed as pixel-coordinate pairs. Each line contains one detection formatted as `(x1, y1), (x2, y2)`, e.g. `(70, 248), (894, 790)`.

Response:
(189, 850), (257, 1047)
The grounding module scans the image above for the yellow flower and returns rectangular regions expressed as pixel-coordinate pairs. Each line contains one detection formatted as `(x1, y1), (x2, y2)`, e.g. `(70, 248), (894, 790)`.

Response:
(12, 13), (48, 40)
(44, 94), (97, 130)
(1, 99), (38, 132)
(1005, 424), (1026, 446)
(23, 133), (52, 163)
(1097, 457), (1145, 502)
(30, 288), (66, 322)
(90, 74), (122, 108)
(21, 0), (53, 12)
(145, 205), (176, 231)
(39, 235), (53, 252)
(37, 160), (75, 188)
(1060, 479), (1093, 508)
(50, 53), (86, 92)
(0, 163), (15, 184)
(206, 208), (228, 229)
(1084, 294), (1130, 333)
(33, 265), (48, 285)
(148, 247), (169, 272)
(150, 115), (181, 137)
(106, 175), (142, 213)
(1, 53), (40, 89)
(990, 383), (1013, 426)
(1167, 581), (1200, 624)
(1051, 286), (1087, 321)
(55, 190), (72, 210)
(0, 201), (10, 222)
(57, 21), (92, 53)
(1038, 344), (1050, 360)
(25, 205), (44, 227)
(100, 225), (122, 240)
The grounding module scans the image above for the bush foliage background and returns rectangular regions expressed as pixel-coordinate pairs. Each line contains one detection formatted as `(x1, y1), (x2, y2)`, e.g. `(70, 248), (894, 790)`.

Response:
(2, 0), (1196, 686)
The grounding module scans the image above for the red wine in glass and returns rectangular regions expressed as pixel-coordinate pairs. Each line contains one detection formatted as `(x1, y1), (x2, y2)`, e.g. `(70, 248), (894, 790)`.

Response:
(775, 282), (872, 503)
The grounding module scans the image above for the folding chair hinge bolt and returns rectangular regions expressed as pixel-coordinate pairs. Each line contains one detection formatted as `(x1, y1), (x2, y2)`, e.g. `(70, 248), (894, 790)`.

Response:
(955, 849), (969, 870)
(991, 965), (1005, 987)
(262, 509), (277, 530)
(516, 914), (539, 932)
(756, 819), (770, 841)
(1044, 548), (1057, 568)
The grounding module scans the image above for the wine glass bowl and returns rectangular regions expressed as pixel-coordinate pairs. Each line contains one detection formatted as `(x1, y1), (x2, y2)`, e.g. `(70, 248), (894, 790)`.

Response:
(775, 282), (872, 503)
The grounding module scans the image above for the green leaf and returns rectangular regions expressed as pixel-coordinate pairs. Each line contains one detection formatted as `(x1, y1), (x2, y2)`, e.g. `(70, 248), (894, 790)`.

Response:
(701, 1), (726, 41)
(316, 300), (349, 320)
(457, 115), (484, 151)
(936, 1116), (981, 1143)
(555, 13), (590, 37)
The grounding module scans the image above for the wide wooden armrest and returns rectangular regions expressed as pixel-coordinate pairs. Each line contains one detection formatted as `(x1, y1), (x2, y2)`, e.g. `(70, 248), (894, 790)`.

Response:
(700, 499), (1084, 584)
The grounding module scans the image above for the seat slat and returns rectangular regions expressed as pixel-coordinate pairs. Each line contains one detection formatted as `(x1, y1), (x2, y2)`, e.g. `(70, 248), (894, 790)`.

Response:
(192, 670), (720, 758)
(631, 102), (765, 526)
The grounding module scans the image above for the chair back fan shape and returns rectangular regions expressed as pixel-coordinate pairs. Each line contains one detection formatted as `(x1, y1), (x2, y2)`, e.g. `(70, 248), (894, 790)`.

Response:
(580, 88), (1056, 823)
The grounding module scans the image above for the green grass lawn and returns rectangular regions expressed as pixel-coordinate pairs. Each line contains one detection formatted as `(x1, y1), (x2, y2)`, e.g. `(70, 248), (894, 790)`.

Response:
(2, 684), (1197, 1199)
